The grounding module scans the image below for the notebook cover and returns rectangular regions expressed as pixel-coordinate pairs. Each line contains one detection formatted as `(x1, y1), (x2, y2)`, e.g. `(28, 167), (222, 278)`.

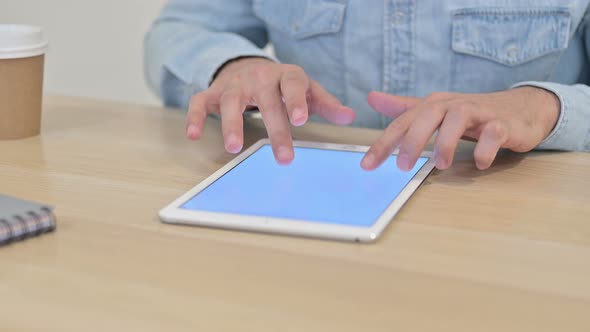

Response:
(0, 194), (53, 219)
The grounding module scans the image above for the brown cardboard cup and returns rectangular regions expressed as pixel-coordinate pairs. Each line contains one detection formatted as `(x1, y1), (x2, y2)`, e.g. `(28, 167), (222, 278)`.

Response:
(0, 25), (48, 140)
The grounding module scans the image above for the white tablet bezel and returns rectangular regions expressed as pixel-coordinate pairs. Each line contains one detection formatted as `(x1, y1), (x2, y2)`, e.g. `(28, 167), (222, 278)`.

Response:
(159, 139), (435, 243)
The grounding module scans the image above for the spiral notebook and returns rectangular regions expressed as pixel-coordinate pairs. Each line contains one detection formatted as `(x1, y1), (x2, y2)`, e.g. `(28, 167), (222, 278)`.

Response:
(0, 194), (56, 246)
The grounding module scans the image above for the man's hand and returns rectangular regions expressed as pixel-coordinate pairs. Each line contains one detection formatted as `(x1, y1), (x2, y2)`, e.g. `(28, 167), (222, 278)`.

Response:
(186, 57), (355, 165)
(361, 87), (561, 171)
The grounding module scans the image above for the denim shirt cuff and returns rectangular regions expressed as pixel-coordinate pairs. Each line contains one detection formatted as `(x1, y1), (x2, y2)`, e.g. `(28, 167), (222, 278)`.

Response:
(511, 81), (586, 151)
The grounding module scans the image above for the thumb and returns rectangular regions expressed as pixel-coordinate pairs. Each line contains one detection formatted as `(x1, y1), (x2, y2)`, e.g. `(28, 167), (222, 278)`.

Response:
(368, 91), (422, 118)
(309, 81), (356, 125)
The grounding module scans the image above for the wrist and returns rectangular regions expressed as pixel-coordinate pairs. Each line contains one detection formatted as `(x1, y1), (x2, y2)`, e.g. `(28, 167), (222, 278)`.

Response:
(533, 87), (561, 137)
(516, 86), (561, 138)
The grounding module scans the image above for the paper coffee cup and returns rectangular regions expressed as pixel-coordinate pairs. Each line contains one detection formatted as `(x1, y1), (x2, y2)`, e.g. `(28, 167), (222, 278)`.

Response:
(0, 25), (48, 140)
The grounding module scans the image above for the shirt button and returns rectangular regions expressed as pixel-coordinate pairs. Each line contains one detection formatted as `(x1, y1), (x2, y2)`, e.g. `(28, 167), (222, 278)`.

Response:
(392, 11), (405, 25)
(292, 22), (300, 33)
(506, 45), (519, 60)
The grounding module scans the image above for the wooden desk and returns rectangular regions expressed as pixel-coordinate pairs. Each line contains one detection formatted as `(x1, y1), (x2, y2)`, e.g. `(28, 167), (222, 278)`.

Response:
(1, 96), (589, 331)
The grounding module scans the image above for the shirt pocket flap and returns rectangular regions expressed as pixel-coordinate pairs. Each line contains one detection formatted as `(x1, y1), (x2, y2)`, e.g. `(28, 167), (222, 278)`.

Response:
(253, 0), (346, 40)
(452, 8), (572, 66)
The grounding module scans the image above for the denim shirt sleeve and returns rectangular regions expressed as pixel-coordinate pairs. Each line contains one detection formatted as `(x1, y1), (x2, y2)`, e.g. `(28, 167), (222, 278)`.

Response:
(511, 82), (590, 151)
(511, 10), (590, 152)
(144, 0), (276, 109)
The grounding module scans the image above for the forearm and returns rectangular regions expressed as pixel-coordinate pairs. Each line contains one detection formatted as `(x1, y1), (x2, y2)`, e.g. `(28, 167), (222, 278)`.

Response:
(143, 0), (274, 109)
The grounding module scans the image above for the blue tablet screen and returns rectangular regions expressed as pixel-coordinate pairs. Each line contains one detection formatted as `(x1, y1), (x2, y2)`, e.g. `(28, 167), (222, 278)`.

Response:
(181, 145), (428, 227)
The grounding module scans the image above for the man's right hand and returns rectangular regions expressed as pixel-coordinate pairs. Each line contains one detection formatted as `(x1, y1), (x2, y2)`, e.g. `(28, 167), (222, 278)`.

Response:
(186, 57), (356, 165)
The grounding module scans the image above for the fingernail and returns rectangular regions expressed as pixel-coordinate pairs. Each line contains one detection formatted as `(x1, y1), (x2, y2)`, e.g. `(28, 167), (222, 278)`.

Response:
(226, 133), (242, 154)
(476, 160), (490, 170)
(292, 107), (307, 126)
(187, 124), (198, 139)
(336, 107), (356, 125)
(361, 154), (374, 170)
(277, 146), (294, 164)
(397, 153), (411, 171)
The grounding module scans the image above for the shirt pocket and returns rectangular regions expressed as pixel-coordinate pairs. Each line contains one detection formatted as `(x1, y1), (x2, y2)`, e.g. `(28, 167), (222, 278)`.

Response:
(450, 7), (572, 93)
(252, 0), (347, 100)
(253, 0), (345, 40)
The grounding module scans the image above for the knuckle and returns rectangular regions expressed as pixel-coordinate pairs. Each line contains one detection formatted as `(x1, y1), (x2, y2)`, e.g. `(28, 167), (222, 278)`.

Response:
(401, 141), (418, 157)
(435, 138), (454, 155)
(284, 95), (304, 107)
(189, 92), (207, 105)
(187, 107), (203, 122)
(385, 121), (400, 133)
(219, 90), (242, 107)
(255, 92), (282, 113)
(280, 75), (306, 88)
(484, 121), (508, 141)
(371, 139), (389, 157)
(428, 104), (447, 118)
(220, 89), (240, 101)
(386, 117), (407, 132)
(399, 131), (419, 154)
(188, 93), (210, 114)
(251, 64), (275, 81)
(425, 91), (451, 102)
(229, 75), (243, 86)
(281, 71), (308, 87)
(450, 101), (474, 119)
(283, 64), (305, 75)
(402, 124), (420, 142)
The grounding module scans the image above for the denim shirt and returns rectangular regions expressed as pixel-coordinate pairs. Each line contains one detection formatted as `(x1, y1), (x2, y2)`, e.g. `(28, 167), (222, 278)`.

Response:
(145, 0), (590, 151)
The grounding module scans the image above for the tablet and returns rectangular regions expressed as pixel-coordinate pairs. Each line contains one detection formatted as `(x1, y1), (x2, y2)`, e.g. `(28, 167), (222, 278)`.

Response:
(159, 139), (435, 242)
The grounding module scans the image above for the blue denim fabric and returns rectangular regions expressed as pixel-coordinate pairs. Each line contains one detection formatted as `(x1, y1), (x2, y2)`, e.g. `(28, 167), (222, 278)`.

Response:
(145, 0), (590, 151)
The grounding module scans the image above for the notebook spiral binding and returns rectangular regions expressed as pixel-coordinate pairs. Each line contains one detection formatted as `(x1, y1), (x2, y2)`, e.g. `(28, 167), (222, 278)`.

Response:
(0, 206), (56, 246)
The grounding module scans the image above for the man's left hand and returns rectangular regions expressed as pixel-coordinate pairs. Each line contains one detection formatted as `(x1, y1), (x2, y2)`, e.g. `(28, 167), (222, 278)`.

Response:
(361, 87), (561, 171)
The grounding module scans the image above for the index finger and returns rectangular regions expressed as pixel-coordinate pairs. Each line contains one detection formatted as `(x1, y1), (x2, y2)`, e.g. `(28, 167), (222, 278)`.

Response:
(397, 103), (448, 171)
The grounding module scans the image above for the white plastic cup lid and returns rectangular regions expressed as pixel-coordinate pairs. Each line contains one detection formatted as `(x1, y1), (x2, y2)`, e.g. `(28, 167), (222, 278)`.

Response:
(0, 25), (48, 59)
